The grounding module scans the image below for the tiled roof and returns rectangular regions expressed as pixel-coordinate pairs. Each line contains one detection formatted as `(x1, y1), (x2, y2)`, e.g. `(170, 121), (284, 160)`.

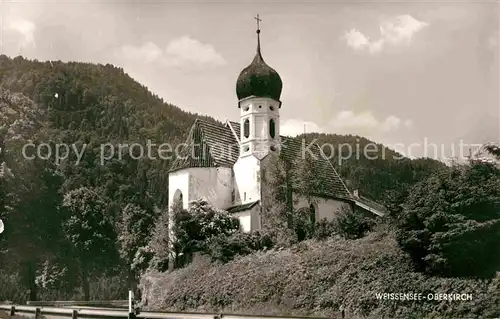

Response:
(229, 121), (240, 138)
(354, 195), (386, 216)
(277, 135), (351, 199)
(227, 200), (260, 214)
(169, 119), (352, 199)
(169, 119), (239, 172)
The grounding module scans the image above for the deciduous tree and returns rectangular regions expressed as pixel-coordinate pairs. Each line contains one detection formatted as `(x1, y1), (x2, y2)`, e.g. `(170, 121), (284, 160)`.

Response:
(61, 187), (117, 300)
(171, 199), (239, 267)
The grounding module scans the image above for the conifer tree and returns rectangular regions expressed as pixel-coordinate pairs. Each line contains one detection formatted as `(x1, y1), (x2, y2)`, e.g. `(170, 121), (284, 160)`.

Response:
(260, 153), (297, 245)
(118, 203), (156, 291)
(396, 159), (500, 277)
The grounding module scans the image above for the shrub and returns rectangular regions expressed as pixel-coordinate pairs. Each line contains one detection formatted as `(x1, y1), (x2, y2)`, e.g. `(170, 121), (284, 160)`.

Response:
(203, 230), (275, 263)
(139, 233), (500, 318)
(313, 218), (337, 240)
(334, 206), (375, 240)
(171, 200), (241, 267)
(0, 273), (25, 303)
(131, 245), (157, 274)
(292, 207), (315, 242)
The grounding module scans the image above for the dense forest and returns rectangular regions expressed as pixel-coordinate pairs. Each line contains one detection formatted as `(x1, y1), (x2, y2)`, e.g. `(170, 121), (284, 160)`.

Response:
(0, 55), (485, 309)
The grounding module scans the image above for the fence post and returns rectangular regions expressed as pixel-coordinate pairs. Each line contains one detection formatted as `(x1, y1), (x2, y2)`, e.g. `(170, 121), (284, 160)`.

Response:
(72, 309), (78, 319)
(9, 306), (15, 316)
(35, 307), (41, 319)
(128, 289), (136, 319)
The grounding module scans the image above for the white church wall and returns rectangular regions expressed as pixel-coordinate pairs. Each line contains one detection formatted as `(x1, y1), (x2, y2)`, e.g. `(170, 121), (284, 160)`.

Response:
(318, 199), (351, 220)
(294, 195), (352, 221)
(232, 211), (251, 232)
(187, 167), (233, 209)
(168, 167), (233, 210)
(233, 155), (261, 205)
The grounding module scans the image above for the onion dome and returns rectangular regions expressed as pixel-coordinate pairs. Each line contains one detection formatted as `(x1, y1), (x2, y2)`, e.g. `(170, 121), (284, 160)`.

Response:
(236, 19), (283, 102)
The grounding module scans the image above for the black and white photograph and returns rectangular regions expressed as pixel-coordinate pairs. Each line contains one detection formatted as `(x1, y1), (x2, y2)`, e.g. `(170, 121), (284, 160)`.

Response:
(0, 0), (499, 318)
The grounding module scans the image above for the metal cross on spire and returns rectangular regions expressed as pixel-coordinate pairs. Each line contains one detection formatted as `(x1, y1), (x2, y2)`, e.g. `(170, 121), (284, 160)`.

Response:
(254, 14), (262, 55)
(254, 14), (262, 32)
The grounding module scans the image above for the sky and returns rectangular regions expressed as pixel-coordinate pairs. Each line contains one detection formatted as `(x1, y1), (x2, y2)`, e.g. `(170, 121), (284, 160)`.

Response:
(0, 0), (498, 161)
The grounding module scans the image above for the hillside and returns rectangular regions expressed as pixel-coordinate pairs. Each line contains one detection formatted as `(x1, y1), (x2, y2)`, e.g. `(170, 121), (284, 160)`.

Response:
(139, 232), (500, 319)
(0, 55), (220, 210)
(0, 56), (447, 301)
(300, 133), (446, 201)
(0, 55), (445, 205)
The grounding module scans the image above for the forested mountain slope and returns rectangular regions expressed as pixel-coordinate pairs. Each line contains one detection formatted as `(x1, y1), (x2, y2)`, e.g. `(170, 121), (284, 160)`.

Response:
(299, 133), (445, 201)
(0, 55), (445, 203)
(0, 55), (445, 300)
(0, 55), (219, 209)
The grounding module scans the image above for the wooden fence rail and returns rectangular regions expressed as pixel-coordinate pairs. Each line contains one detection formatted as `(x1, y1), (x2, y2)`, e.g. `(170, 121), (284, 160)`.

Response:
(0, 304), (337, 319)
(26, 300), (128, 308)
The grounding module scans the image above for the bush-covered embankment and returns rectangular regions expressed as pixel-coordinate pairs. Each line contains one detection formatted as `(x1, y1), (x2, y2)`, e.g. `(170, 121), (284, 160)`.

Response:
(139, 232), (500, 319)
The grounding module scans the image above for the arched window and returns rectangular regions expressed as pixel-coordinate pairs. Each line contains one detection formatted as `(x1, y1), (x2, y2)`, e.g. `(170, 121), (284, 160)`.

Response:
(172, 189), (183, 208)
(243, 119), (250, 138)
(269, 119), (276, 138)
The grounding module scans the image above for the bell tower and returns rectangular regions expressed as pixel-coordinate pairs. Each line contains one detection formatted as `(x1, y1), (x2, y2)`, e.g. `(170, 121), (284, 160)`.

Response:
(236, 14), (283, 160)
(233, 14), (284, 205)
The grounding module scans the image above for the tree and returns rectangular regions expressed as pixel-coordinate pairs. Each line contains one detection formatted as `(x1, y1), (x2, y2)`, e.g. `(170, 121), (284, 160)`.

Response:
(260, 153), (299, 246)
(261, 153), (292, 230)
(61, 187), (117, 300)
(0, 138), (8, 227)
(291, 149), (329, 204)
(2, 153), (65, 301)
(118, 203), (156, 292)
(382, 183), (411, 222)
(290, 151), (333, 241)
(395, 160), (500, 277)
(0, 149), (10, 269)
(142, 207), (170, 272)
(171, 199), (240, 268)
(0, 90), (62, 301)
(484, 143), (500, 161)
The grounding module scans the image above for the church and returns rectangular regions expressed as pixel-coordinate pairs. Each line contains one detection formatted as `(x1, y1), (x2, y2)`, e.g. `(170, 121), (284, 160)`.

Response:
(167, 17), (384, 233)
